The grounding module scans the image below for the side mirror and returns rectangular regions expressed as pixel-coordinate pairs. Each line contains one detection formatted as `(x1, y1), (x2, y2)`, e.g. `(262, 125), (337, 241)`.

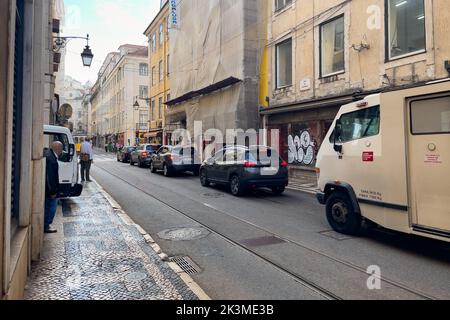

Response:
(333, 120), (343, 154)
(69, 144), (75, 157)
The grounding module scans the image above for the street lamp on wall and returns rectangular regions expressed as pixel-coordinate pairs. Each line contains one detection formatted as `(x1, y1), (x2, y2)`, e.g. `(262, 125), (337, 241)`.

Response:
(53, 34), (94, 67)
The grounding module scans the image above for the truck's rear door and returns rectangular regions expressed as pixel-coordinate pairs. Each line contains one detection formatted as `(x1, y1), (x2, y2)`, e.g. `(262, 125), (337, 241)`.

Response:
(408, 93), (450, 236)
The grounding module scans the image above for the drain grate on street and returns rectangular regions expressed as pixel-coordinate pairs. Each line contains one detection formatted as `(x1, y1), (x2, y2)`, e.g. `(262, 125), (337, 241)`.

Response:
(169, 256), (201, 275)
(202, 192), (225, 198)
(319, 230), (353, 241)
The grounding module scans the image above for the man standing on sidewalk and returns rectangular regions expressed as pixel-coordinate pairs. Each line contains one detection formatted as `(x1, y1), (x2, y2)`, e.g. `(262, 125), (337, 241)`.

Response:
(80, 138), (94, 182)
(45, 141), (63, 234)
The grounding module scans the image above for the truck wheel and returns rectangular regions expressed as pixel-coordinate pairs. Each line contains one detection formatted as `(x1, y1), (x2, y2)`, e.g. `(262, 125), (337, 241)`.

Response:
(326, 192), (362, 236)
(230, 175), (246, 197)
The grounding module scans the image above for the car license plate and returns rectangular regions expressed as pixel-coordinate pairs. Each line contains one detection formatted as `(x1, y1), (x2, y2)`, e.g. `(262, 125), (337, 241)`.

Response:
(261, 167), (279, 176)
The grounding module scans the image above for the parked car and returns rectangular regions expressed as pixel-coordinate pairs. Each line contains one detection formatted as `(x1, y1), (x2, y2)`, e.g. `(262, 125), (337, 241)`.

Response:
(200, 145), (289, 196)
(150, 146), (201, 177)
(117, 146), (136, 163)
(130, 144), (161, 167)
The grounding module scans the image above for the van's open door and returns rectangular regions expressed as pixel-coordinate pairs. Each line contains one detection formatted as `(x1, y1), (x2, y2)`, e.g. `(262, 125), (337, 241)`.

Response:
(408, 93), (450, 238)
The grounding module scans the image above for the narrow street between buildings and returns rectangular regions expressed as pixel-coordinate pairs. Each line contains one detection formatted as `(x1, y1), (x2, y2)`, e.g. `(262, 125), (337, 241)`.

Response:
(89, 149), (450, 300)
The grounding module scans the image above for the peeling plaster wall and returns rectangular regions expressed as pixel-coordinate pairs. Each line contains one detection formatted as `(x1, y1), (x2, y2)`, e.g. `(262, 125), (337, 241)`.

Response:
(170, 0), (263, 136)
(268, 0), (450, 108)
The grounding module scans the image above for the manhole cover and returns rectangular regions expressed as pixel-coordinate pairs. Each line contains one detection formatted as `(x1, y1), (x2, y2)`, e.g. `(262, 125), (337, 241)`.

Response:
(169, 256), (201, 275)
(202, 192), (225, 198)
(125, 272), (148, 281)
(158, 227), (210, 241)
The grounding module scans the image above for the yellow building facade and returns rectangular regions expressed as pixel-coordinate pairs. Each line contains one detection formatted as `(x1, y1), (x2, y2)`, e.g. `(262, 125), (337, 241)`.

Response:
(144, 1), (170, 145)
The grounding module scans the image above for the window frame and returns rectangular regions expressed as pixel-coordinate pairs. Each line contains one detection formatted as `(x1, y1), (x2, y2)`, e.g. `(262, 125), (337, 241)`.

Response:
(152, 33), (156, 52)
(139, 85), (148, 99)
(159, 60), (163, 82)
(159, 23), (164, 46)
(410, 95), (450, 136)
(152, 66), (156, 86)
(151, 98), (155, 121)
(319, 14), (346, 78)
(275, 0), (292, 12)
(275, 38), (293, 89)
(139, 63), (149, 76)
(331, 106), (381, 144)
(385, 0), (427, 62)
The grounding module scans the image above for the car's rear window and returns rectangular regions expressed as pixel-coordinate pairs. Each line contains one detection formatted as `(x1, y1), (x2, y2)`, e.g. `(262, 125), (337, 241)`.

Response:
(127, 147), (135, 152)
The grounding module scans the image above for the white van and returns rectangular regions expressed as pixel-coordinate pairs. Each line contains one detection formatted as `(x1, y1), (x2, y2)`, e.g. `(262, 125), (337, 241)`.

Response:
(44, 125), (83, 198)
(316, 80), (450, 243)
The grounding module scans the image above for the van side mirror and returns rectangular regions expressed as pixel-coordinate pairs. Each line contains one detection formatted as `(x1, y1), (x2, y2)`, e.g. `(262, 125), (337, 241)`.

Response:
(69, 144), (75, 157)
(333, 120), (343, 154)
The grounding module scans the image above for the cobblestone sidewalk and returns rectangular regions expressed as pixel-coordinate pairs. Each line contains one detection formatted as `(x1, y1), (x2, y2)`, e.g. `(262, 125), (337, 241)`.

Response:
(24, 181), (199, 300)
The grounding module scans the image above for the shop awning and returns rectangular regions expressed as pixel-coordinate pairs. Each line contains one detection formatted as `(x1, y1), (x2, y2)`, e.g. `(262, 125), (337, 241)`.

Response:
(260, 93), (358, 116)
(165, 77), (242, 106)
(144, 130), (163, 138)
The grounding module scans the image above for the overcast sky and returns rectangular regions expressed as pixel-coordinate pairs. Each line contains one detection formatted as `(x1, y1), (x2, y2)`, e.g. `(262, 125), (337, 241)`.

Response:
(63, 0), (161, 84)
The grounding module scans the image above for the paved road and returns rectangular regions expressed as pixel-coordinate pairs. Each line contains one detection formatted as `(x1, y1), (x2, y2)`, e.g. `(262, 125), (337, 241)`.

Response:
(91, 151), (450, 300)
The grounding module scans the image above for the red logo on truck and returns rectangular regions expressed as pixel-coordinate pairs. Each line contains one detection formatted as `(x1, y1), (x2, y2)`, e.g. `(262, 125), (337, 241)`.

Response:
(363, 152), (374, 162)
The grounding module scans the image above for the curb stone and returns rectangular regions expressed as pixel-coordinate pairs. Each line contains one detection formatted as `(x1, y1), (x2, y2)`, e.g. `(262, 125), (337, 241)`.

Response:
(91, 178), (211, 300)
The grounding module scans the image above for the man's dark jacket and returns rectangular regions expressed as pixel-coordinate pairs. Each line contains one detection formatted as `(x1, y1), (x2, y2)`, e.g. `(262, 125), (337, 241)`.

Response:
(45, 150), (60, 198)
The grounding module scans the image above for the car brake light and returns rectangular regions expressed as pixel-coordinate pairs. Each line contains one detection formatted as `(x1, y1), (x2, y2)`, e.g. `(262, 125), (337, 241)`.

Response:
(244, 161), (257, 168)
(142, 152), (148, 157)
(281, 161), (288, 167)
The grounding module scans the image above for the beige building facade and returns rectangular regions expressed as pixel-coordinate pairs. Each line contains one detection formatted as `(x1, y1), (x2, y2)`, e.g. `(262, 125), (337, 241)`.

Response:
(1, 0), (61, 299)
(91, 45), (149, 148)
(261, 0), (450, 186)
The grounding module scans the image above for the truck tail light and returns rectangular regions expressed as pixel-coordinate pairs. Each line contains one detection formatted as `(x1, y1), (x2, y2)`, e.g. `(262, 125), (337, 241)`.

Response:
(280, 161), (288, 167)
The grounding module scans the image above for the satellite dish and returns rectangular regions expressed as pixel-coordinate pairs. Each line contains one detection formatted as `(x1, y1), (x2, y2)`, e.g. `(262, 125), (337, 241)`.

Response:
(58, 103), (73, 120)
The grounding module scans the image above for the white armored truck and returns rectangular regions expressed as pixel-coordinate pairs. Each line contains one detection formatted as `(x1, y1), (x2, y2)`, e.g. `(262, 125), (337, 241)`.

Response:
(44, 125), (83, 198)
(316, 79), (450, 243)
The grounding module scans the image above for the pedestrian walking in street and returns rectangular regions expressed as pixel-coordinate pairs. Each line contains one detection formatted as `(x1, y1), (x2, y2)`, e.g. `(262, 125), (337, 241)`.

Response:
(44, 141), (63, 234)
(80, 138), (94, 182)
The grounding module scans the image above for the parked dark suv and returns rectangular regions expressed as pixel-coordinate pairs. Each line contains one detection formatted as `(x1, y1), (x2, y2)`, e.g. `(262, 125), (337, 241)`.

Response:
(200, 145), (289, 196)
(117, 146), (136, 163)
(150, 146), (201, 177)
(130, 144), (161, 167)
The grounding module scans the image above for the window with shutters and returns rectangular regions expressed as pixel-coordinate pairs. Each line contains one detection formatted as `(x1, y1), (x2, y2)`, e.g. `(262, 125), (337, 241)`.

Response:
(11, 0), (25, 235)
